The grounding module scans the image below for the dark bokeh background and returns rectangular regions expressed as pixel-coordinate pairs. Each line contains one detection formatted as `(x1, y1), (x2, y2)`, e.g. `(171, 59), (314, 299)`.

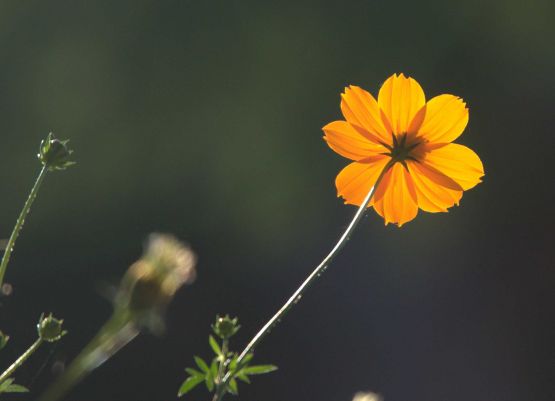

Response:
(0, 1), (553, 400)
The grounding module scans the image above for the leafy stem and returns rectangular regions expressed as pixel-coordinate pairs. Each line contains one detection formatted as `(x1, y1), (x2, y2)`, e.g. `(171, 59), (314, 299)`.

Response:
(214, 339), (228, 390)
(179, 316), (277, 399)
(0, 165), (48, 287)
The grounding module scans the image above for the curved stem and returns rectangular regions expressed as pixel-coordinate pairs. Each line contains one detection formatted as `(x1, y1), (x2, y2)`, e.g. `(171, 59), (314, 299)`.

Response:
(217, 160), (393, 397)
(0, 165), (48, 287)
(0, 337), (44, 383)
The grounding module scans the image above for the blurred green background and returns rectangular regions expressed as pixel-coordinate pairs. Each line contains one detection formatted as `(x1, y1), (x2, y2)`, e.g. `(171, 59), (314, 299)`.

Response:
(0, 0), (553, 400)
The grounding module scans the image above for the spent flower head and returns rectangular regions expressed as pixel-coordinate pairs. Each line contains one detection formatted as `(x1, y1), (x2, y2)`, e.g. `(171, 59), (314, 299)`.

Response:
(37, 313), (66, 342)
(38, 132), (75, 171)
(118, 234), (197, 319)
(323, 73), (484, 226)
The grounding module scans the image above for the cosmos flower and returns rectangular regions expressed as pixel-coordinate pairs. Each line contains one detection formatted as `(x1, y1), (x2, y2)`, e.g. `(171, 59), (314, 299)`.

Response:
(323, 73), (484, 226)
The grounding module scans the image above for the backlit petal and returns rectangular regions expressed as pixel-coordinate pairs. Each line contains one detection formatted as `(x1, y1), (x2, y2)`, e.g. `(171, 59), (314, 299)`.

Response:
(378, 73), (425, 135)
(422, 143), (484, 190)
(373, 163), (418, 226)
(417, 95), (469, 144)
(323, 121), (385, 161)
(407, 161), (463, 213)
(335, 156), (390, 206)
(341, 85), (391, 144)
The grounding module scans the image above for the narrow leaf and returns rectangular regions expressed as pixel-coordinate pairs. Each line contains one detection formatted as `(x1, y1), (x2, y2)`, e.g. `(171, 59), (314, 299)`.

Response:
(229, 354), (238, 371)
(236, 372), (251, 384)
(5, 384), (29, 393)
(194, 356), (210, 373)
(242, 353), (254, 365)
(210, 358), (218, 379)
(228, 378), (239, 395)
(185, 368), (203, 377)
(205, 372), (214, 392)
(0, 378), (14, 393)
(178, 375), (204, 396)
(243, 365), (278, 375)
(209, 335), (222, 356)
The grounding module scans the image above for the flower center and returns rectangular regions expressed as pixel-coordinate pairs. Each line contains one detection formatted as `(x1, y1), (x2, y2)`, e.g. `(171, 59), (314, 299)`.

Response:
(383, 133), (420, 165)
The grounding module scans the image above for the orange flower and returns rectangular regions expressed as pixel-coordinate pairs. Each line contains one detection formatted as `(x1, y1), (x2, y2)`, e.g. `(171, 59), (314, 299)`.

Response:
(323, 73), (484, 226)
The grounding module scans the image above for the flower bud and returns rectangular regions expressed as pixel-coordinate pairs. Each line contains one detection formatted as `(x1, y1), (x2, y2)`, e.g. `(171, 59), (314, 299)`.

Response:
(38, 132), (75, 170)
(37, 313), (66, 342)
(212, 315), (240, 340)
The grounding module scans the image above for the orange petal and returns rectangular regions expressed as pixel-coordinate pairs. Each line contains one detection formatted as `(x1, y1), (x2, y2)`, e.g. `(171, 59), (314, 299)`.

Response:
(323, 121), (385, 161)
(417, 95), (469, 144)
(421, 143), (484, 190)
(410, 156), (463, 191)
(335, 156), (390, 207)
(372, 163), (418, 226)
(340, 85), (391, 144)
(378, 73), (426, 135)
(407, 161), (463, 213)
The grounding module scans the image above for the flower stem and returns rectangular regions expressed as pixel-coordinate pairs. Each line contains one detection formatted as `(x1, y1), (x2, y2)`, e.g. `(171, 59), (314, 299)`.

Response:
(211, 339), (229, 401)
(0, 165), (48, 287)
(0, 337), (44, 383)
(38, 310), (139, 401)
(216, 160), (394, 400)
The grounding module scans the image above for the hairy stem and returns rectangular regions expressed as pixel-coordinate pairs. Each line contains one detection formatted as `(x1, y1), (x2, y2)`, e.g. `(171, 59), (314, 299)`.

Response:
(215, 160), (393, 400)
(0, 337), (43, 383)
(0, 166), (48, 287)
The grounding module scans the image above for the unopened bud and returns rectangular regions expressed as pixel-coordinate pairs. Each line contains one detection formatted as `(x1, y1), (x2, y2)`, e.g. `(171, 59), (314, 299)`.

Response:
(37, 313), (66, 342)
(212, 315), (240, 340)
(38, 132), (75, 170)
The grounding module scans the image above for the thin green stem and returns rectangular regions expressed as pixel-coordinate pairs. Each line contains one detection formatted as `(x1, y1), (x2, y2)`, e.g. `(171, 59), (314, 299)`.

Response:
(211, 339), (228, 401)
(215, 160), (394, 399)
(0, 337), (43, 383)
(0, 165), (48, 287)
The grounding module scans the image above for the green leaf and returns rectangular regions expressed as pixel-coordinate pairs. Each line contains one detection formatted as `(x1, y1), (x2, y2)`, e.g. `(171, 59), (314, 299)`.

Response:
(5, 383), (29, 393)
(204, 372), (214, 392)
(229, 353), (253, 374)
(236, 372), (251, 384)
(242, 353), (254, 365)
(243, 364), (278, 375)
(194, 356), (210, 373)
(228, 378), (239, 395)
(185, 368), (203, 378)
(0, 378), (14, 393)
(178, 375), (204, 396)
(0, 331), (9, 350)
(210, 358), (219, 379)
(228, 354), (238, 371)
(209, 335), (222, 356)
